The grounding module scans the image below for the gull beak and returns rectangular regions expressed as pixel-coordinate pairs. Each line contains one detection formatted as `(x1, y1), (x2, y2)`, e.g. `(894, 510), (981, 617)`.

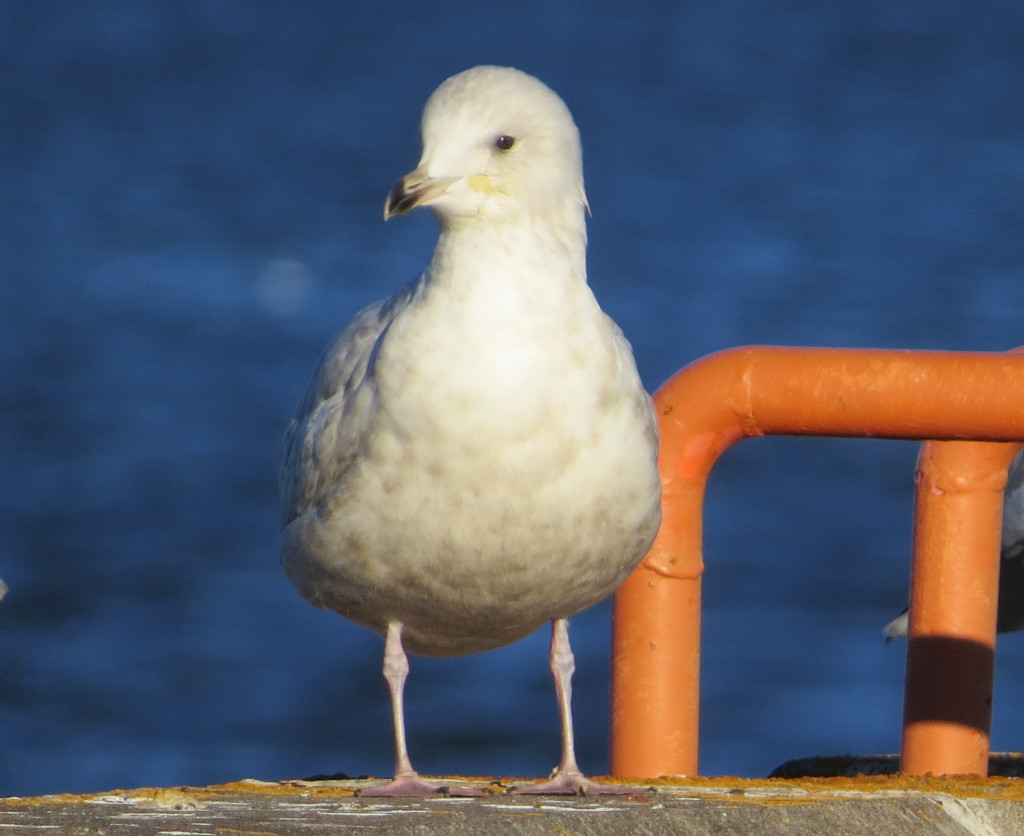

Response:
(384, 169), (460, 220)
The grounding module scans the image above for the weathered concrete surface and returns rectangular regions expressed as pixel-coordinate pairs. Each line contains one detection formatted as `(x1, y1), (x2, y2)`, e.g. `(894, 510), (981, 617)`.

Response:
(4, 775), (1024, 835)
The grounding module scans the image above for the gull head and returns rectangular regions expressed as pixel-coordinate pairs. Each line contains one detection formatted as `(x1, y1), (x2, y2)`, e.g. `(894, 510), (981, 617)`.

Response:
(384, 66), (588, 223)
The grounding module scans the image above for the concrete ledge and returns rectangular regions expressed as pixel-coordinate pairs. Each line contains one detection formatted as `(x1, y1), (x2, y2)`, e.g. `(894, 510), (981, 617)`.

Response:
(4, 774), (1024, 835)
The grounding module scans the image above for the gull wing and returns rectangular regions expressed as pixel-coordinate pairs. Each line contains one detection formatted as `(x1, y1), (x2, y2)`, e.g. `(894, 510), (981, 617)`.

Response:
(280, 281), (420, 527)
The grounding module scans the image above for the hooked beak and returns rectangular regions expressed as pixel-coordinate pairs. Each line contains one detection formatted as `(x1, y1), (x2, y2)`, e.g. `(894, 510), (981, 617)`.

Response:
(383, 169), (460, 220)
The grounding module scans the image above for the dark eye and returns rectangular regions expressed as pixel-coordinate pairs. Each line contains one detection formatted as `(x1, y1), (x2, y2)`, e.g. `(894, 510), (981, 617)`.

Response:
(495, 135), (516, 151)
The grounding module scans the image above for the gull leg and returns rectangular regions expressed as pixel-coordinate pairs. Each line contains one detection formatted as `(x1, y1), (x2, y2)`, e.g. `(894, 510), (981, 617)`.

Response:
(360, 621), (484, 797)
(514, 618), (637, 795)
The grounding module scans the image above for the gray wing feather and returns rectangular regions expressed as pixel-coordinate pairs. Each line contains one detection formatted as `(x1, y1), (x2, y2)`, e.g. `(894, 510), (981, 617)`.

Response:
(1002, 449), (1024, 558)
(280, 281), (420, 526)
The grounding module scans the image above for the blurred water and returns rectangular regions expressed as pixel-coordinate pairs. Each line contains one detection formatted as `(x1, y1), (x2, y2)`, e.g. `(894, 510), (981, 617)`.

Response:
(2, 0), (1024, 797)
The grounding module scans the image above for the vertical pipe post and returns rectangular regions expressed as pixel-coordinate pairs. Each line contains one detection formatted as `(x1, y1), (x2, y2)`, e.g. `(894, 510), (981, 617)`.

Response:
(612, 564), (702, 777)
(901, 440), (1020, 776)
(610, 435), (714, 777)
(611, 354), (748, 779)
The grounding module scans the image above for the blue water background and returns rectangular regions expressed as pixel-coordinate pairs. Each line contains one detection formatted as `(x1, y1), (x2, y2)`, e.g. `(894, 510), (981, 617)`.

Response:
(3, 1), (1024, 796)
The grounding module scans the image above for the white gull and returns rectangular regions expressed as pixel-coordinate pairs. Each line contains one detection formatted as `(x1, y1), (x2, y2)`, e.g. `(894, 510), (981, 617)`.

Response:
(280, 66), (661, 796)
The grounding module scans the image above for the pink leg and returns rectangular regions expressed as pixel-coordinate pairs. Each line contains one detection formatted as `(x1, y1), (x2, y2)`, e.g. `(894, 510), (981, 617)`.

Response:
(360, 622), (484, 797)
(513, 618), (639, 795)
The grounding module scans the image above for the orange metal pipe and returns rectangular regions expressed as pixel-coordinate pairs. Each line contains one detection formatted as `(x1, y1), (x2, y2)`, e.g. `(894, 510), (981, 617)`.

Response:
(611, 346), (1024, 779)
(902, 439), (1021, 775)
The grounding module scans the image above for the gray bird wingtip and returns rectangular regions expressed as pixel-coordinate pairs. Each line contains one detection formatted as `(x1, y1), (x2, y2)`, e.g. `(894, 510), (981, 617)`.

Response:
(882, 609), (908, 644)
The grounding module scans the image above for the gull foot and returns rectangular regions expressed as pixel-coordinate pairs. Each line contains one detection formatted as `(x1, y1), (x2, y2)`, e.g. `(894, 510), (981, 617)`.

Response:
(511, 770), (645, 796)
(359, 773), (486, 798)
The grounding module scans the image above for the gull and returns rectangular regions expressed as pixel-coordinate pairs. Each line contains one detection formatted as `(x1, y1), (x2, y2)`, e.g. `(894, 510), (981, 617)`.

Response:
(280, 66), (661, 796)
(883, 449), (1024, 641)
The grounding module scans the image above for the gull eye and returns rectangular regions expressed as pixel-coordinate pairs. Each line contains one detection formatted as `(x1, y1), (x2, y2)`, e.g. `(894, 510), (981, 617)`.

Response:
(494, 135), (516, 151)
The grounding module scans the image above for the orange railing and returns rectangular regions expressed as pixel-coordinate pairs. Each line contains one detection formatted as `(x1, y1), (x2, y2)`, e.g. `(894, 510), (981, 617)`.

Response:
(610, 346), (1024, 779)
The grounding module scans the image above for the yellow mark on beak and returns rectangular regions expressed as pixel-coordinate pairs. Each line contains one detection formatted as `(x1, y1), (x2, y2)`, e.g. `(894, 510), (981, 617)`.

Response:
(467, 174), (509, 196)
